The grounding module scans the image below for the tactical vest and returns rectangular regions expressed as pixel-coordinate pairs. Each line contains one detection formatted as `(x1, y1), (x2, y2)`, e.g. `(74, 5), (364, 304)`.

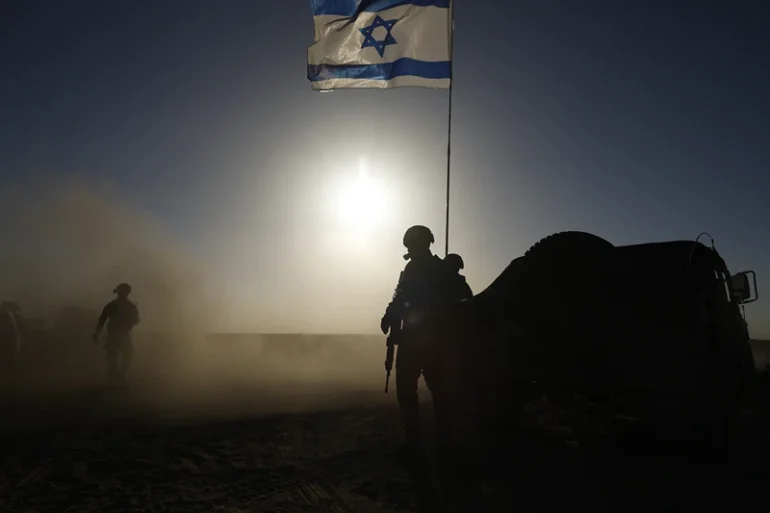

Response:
(107, 300), (139, 334)
(400, 255), (454, 329)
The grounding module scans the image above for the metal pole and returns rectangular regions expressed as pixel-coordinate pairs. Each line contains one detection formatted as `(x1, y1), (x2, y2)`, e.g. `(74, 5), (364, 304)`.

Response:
(444, 2), (455, 258)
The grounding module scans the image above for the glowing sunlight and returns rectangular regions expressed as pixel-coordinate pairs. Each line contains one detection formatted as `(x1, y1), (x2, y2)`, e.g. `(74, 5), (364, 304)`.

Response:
(333, 157), (390, 236)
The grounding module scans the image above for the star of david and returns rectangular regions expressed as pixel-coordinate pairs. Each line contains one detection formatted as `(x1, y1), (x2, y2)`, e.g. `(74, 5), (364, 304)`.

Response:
(359, 15), (398, 58)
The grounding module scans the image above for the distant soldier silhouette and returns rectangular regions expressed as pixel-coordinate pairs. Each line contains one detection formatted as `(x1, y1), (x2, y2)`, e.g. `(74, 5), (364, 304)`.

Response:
(0, 302), (22, 370)
(92, 283), (140, 384)
(444, 253), (473, 301)
(381, 225), (456, 452)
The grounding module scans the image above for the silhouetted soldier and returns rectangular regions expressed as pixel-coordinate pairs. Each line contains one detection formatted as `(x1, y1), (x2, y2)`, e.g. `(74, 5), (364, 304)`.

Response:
(0, 302), (22, 370)
(381, 225), (455, 453)
(444, 253), (473, 301)
(92, 283), (140, 384)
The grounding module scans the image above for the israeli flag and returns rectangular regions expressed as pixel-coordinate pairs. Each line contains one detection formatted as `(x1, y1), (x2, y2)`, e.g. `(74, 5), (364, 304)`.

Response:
(308, 1), (452, 90)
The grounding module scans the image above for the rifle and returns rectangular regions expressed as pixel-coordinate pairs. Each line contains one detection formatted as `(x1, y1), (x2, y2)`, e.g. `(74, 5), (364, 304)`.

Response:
(385, 326), (400, 393)
(384, 271), (405, 393)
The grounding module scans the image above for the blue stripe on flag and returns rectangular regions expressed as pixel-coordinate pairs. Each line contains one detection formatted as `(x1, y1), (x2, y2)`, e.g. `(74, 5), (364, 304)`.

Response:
(308, 58), (450, 82)
(310, 0), (450, 17)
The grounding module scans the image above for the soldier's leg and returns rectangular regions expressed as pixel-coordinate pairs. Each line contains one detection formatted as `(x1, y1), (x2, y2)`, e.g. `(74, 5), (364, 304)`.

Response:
(119, 339), (133, 378)
(423, 342), (483, 509)
(420, 343), (453, 447)
(105, 342), (119, 382)
(396, 341), (424, 445)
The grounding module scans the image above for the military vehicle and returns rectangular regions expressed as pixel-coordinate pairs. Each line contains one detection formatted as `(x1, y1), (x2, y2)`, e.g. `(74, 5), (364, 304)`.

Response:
(428, 231), (759, 450)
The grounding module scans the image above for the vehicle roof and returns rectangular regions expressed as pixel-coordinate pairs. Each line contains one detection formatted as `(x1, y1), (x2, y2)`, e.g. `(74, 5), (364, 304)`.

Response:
(614, 240), (727, 273)
(616, 239), (709, 253)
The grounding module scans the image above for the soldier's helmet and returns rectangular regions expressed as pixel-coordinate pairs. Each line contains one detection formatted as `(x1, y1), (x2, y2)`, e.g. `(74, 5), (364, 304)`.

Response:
(403, 225), (435, 251)
(445, 253), (465, 273)
(113, 283), (132, 295)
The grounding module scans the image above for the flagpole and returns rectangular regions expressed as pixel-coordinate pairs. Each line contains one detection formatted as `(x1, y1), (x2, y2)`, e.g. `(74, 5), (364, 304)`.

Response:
(444, 1), (455, 258)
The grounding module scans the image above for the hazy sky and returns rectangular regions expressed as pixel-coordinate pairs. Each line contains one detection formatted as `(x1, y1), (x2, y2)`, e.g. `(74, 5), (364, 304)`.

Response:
(2, 1), (769, 336)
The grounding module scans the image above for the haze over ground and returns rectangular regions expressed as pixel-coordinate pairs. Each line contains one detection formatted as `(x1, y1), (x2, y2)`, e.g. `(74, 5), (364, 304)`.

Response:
(1, 1), (768, 336)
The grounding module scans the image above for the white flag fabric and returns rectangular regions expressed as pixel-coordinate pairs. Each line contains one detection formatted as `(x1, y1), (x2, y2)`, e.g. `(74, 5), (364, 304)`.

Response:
(307, 1), (452, 90)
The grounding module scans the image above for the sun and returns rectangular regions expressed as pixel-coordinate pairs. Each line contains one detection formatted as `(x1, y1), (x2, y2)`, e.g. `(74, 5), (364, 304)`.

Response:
(334, 157), (389, 234)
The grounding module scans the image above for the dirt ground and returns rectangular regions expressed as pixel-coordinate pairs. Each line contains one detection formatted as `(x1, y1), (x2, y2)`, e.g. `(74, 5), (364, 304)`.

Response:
(1, 385), (769, 513)
(1, 336), (769, 512)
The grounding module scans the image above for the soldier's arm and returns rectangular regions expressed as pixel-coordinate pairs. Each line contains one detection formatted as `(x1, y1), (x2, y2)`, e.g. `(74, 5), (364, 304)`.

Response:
(382, 297), (400, 334)
(382, 268), (411, 333)
(388, 265), (417, 318)
(93, 303), (112, 337)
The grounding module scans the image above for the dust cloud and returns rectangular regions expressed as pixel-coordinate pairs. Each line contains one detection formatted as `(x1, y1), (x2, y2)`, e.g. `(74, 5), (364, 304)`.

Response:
(0, 175), (218, 332)
(0, 175), (390, 426)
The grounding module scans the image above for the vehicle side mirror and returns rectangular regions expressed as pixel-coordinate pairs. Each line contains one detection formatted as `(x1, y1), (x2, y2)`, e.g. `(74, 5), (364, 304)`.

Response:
(731, 270), (758, 304)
